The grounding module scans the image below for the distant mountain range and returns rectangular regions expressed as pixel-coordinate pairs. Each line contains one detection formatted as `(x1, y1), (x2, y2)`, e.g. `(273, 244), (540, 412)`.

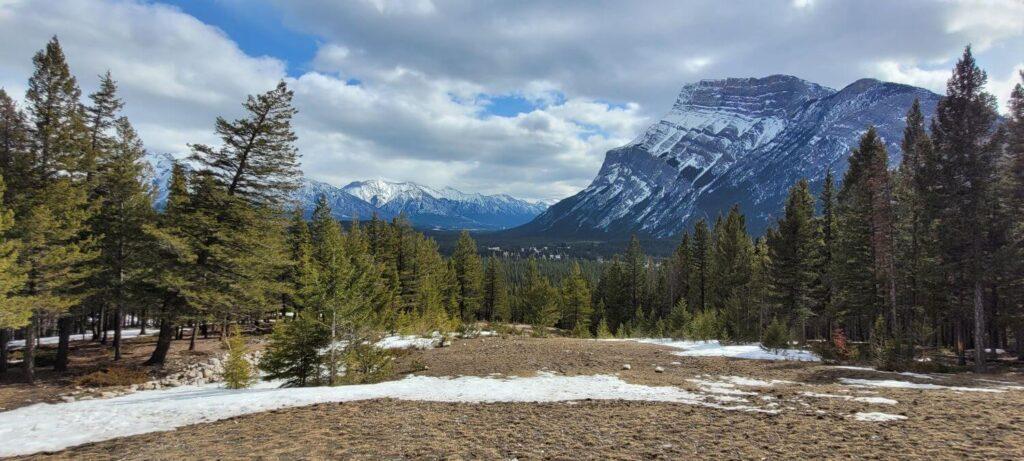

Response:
(146, 154), (547, 231)
(511, 74), (941, 237)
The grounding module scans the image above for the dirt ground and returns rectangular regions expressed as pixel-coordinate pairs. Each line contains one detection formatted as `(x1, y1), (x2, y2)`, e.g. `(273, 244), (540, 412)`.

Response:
(0, 331), (230, 411)
(7, 335), (1024, 460)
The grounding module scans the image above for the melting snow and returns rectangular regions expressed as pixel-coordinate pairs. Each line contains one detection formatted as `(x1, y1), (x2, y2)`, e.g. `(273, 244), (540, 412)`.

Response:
(800, 392), (897, 405)
(0, 373), (774, 457)
(830, 365), (936, 380)
(840, 378), (1004, 393)
(853, 412), (907, 422)
(634, 339), (820, 362)
(6, 329), (153, 350)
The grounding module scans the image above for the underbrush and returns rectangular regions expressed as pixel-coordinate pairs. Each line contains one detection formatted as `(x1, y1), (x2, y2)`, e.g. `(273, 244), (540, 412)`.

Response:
(74, 367), (150, 387)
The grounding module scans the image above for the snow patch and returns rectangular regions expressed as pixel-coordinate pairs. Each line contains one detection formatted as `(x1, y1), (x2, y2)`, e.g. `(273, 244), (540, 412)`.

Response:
(853, 412), (907, 422)
(0, 373), (774, 457)
(800, 392), (897, 405)
(634, 339), (820, 362)
(840, 378), (1004, 393)
(6, 329), (153, 350)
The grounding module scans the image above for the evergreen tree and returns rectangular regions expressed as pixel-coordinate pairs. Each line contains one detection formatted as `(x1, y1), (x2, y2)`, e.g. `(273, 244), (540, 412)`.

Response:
(688, 219), (712, 311)
(522, 258), (559, 328)
(0, 90), (32, 200)
(559, 262), (593, 335)
(481, 257), (509, 321)
(452, 230), (483, 321)
(88, 117), (154, 361)
(930, 47), (1000, 371)
(768, 179), (819, 340)
(189, 81), (300, 207)
(0, 176), (27, 374)
(16, 37), (95, 382)
(817, 169), (838, 331)
(622, 236), (647, 317)
(83, 71), (124, 179)
(711, 205), (756, 339)
(835, 128), (896, 343)
(260, 310), (328, 387)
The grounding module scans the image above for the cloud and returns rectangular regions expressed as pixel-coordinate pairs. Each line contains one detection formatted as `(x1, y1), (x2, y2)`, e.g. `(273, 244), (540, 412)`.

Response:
(1, 0), (1022, 202)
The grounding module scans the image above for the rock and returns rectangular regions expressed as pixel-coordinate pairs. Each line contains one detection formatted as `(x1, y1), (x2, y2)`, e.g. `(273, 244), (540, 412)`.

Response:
(61, 395), (76, 403)
(654, 366), (665, 373)
(99, 391), (117, 399)
(622, 364), (632, 370)
(129, 384), (139, 392)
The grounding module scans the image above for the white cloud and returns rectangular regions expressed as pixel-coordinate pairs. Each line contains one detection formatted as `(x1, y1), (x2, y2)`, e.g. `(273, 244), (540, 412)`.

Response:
(3, 0), (1023, 201)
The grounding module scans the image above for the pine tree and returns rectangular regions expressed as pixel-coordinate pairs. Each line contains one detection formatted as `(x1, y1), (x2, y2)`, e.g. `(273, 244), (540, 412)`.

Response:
(222, 326), (254, 389)
(0, 90), (32, 201)
(711, 205), (756, 339)
(1005, 72), (1024, 356)
(482, 257), (509, 321)
(835, 128), (897, 343)
(560, 262), (593, 335)
(688, 219), (711, 311)
(930, 47), (1000, 371)
(768, 179), (819, 340)
(16, 37), (96, 382)
(622, 236), (647, 319)
(0, 176), (27, 375)
(669, 232), (692, 311)
(189, 81), (300, 207)
(452, 230), (483, 321)
(522, 258), (559, 328)
(817, 169), (838, 331)
(260, 310), (328, 387)
(88, 117), (154, 361)
(83, 71), (124, 180)
(143, 162), (192, 365)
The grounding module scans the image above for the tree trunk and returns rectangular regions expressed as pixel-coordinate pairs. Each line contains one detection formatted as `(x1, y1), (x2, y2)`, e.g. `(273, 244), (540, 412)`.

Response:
(188, 322), (197, 351)
(113, 306), (124, 360)
(144, 319), (175, 366)
(955, 317), (966, 366)
(139, 309), (147, 335)
(100, 304), (109, 345)
(54, 316), (73, 372)
(23, 317), (36, 383)
(973, 281), (985, 373)
(0, 328), (9, 375)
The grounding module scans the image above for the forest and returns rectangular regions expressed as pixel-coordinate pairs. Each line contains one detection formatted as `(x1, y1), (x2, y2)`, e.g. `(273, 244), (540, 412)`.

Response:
(1, 37), (1022, 389)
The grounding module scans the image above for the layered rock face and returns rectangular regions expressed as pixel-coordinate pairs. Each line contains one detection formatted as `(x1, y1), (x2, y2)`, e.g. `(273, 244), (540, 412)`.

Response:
(514, 75), (940, 237)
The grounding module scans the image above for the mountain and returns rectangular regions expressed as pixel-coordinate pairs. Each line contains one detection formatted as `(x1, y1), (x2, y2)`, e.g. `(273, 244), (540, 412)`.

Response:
(145, 154), (547, 230)
(337, 179), (547, 230)
(512, 75), (941, 238)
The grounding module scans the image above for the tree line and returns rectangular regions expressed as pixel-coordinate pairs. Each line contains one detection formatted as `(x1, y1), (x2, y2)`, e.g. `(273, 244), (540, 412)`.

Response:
(579, 47), (1024, 372)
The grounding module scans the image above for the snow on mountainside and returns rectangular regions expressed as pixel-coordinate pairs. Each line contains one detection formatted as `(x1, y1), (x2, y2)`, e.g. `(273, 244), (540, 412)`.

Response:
(145, 157), (546, 230)
(512, 75), (941, 238)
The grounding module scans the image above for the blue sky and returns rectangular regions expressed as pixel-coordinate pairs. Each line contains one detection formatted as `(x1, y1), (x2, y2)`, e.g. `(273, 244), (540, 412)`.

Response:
(0, 0), (1021, 201)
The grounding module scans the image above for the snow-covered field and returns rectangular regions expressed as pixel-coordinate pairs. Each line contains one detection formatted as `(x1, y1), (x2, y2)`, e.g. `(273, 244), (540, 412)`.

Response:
(632, 339), (821, 362)
(0, 372), (768, 457)
(5, 328), (153, 350)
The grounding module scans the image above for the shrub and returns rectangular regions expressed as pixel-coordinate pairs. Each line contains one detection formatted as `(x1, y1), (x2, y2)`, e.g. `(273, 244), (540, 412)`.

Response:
(595, 318), (613, 339)
(74, 367), (150, 387)
(760, 318), (791, 352)
(341, 342), (394, 385)
(683, 309), (724, 341)
(222, 327), (255, 389)
(260, 311), (329, 387)
(870, 316), (900, 371)
(831, 327), (853, 361)
(572, 322), (592, 338)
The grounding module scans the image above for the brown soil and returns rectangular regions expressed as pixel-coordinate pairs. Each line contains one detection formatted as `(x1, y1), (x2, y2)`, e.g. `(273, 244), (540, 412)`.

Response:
(0, 331), (237, 411)
(9, 336), (1024, 460)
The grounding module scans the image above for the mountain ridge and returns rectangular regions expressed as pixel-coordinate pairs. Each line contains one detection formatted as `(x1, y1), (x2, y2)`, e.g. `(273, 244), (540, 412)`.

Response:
(146, 156), (547, 230)
(510, 74), (941, 238)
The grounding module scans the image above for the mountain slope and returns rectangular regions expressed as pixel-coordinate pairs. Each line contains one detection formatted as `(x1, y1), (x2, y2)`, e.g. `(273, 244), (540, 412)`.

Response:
(512, 75), (940, 237)
(146, 156), (546, 230)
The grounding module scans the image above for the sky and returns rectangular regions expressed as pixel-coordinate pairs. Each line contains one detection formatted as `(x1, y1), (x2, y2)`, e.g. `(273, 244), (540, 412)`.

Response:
(0, 0), (1021, 202)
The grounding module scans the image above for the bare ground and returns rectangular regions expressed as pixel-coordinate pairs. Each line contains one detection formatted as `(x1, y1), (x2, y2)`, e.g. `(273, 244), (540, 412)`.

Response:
(7, 335), (1024, 460)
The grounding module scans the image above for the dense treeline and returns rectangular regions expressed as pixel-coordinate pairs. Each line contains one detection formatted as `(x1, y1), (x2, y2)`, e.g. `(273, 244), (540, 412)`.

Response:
(0, 38), (496, 384)
(587, 47), (1024, 372)
(1, 39), (1021, 384)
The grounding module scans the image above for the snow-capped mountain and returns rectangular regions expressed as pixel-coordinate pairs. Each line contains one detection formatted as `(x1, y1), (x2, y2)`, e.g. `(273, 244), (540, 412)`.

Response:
(511, 75), (941, 238)
(337, 179), (547, 230)
(145, 155), (546, 230)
